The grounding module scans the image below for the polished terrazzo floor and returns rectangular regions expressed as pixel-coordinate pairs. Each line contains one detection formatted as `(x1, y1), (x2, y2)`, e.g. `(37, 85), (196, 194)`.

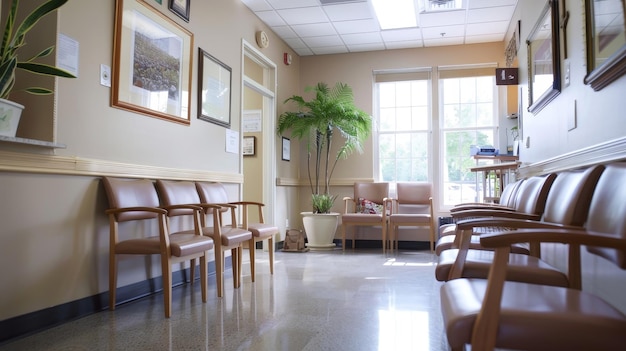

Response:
(1, 248), (449, 351)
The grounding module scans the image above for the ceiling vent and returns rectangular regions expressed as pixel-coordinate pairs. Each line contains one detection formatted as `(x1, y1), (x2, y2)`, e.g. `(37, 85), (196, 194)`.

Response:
(319, 0), (366, 4)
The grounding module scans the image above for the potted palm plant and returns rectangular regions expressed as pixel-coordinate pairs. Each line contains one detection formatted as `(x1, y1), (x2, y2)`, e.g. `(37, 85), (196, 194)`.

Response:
(277, 82), (371, 249)
(0, 0), (76, 137)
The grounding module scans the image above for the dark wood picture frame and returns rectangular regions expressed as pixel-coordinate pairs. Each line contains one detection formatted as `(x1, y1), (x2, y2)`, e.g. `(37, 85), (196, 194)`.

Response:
(527, 0), (561, 114)
(243, 136), (256, 156)
(197, 48), (232, 128)
(112, 0), (193, 125)
(584, 0), (626, 91)
(169, 0), (190, 22)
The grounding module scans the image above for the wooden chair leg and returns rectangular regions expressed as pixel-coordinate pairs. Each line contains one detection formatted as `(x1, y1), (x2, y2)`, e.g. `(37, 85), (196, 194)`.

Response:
(268, 236), (274, 275)
(200, 255), (208, 302)
(231, 247), (239, 289)
(215, 249), (224, 297)
(109, 254), (117, 311)
(249, 238), (256, 282)
(342, 224), (347, 251)
(189, 258), (196, 283)
(161, 257), (172, 318)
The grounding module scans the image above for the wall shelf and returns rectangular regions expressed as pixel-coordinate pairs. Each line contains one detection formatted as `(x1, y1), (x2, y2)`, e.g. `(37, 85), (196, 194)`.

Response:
(0, 135), (66, 149)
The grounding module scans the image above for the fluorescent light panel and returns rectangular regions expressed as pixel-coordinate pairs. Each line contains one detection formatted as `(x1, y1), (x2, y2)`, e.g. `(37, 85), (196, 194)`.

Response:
(371, 0), (418, 30)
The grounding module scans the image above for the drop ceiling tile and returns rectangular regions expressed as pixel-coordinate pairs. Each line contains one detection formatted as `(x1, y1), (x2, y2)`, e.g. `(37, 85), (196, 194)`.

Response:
(294, 47), (314, 56)
(419, 10), (466, 27)
(421, 25), (465, 39)
(348, 42), (387, 52)
(277, 7), (329, 25)
(311, 46), (349, 55)
(302, 35), (345, 47)
(465, 34), (505, 44)
(292, 23), (337, 37)
(255, 10), (286, 26)
(323, 3), (374, 21)
(334, 19), (380, 34)
(341, 32), (383, 45)
(468, 6), (515, 23)
(385, 40), (424, 49)
(271, 25), (298, 39)
(267, 0), (319, 10)
(240, 0), (272, 12)
(380, 28), (422, 42)
(284, 37), (309, 49)
(466, 21), (508, 36)
(469, 0), (517, 9)
(424, 36), (464, 47)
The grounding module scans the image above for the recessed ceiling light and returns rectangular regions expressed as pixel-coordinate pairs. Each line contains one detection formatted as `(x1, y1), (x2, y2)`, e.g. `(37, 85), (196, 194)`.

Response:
(371, 0), (418, 30)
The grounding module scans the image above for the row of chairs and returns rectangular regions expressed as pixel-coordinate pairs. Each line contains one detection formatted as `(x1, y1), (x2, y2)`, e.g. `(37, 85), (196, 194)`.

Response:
(102, 177), (278, 318)
(434, 163), (626, 350)
(340, 182), (436, 253)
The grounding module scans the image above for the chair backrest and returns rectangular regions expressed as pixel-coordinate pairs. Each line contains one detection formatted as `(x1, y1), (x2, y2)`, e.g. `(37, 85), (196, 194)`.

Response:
(395, 182), (432, 215)
(585, 163), (626, 268)
(500, 179), (524, 208)
(354, 182), (389, 205)
(541, 165), (605, 226)
(155, 180), (201, 216)
(195, 182), (230, 214)
(512, 173), (557, 215)
(102, 177), (160, 222)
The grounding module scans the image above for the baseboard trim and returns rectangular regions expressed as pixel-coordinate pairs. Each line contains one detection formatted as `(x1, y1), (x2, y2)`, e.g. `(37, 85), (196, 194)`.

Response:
(0, 259), (228, 345)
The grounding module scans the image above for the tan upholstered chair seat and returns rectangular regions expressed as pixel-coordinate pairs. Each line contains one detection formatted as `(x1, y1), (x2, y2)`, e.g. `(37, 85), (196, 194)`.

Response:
(342, 213), (385, 223)
(441, 278), (626, 350)
(388, 214), (430, 224)
(435, 233), (530, 255)
(436, 249), (568, 287)
(176, 227), (251, 247)
(249, 223), (279, 237)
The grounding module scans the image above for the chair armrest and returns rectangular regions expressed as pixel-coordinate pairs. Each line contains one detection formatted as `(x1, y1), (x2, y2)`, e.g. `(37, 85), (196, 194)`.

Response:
(343, 197), (356, 214)
(105, 206), (167, 215)
(480, 228), (626, 250)
(230, 201), (265, 207)
(450, 204), (515, 213)
(455, 217), (577, 231)
(162, 204), (203, 212)
(451, 208), (540, 221)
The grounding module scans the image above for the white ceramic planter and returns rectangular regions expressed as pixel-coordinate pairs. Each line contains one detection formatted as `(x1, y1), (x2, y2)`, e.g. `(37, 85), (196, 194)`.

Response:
(0, 98), (24, 137)
(301, 212), (339, 250)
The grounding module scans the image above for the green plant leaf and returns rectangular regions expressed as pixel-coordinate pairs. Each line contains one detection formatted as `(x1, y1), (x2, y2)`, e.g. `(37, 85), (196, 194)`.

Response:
(24, 87), (53, 95)
(16, 62), (75, 78)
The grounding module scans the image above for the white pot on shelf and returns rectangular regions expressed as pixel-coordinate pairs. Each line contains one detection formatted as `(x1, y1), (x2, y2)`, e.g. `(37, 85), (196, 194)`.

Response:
(301, 212), (339, 250)
(0, 98), (24, 137)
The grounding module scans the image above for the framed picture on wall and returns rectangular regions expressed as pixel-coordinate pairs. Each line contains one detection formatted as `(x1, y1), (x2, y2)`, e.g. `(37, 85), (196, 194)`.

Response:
(112, 0), (193, 125)
(243, 136), (256, 156)
(198, 48), (232, 128)
(169, 0), (190, 22)
(282, 137), (290, 161)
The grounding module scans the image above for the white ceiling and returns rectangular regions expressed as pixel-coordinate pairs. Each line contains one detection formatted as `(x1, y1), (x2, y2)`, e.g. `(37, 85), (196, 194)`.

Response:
(241, 0), (519, 56)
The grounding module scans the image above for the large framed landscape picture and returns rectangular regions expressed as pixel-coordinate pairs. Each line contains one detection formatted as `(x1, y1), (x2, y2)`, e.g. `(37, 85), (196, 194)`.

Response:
(112, 0), (193, 124)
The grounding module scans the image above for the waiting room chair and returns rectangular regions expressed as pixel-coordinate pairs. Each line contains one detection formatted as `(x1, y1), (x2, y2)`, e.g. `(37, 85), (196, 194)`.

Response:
(155, 180), (252, 298)
(436, 165), (605, 288)
(440, 163), (626, 351)
(388, 182), (435, 252)
(435, 173), (557, 256)
(102, 177), (214, 318)
(195, 182), (277, 282)
(342, 182), (390, 251)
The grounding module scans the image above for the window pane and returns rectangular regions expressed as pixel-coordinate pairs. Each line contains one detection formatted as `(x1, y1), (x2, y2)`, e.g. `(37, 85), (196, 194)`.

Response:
(380, 108), (396, 131)
(379, 83), (396, 108)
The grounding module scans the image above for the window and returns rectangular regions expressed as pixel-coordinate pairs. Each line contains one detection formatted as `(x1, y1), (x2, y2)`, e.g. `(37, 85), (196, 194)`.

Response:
(439, 67), (497, 206)
(375, 70), (432, 184)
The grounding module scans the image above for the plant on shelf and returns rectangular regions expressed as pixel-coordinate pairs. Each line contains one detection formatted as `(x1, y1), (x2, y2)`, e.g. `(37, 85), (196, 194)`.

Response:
(277, 82), (372, 214)
(0, 0), (75, 100)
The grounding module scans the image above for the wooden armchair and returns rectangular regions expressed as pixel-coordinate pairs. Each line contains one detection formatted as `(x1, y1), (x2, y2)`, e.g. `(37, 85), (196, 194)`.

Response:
(436, 165), (605, 288)
(195, 182), (278, 282)
(102, 177), (214, 318)
(341, 182), (390, 251)
(435, 173), (557, 256)
(155, 180), (252, 298)
(388, 182), (435, 252)
(440, 163), (626, 351)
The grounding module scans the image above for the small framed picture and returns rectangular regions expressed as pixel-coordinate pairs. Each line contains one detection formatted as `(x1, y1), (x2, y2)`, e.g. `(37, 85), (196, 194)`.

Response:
(243, 136), (256, 156)
(282, 137), (290, 161)
(169, 0), (190, 22)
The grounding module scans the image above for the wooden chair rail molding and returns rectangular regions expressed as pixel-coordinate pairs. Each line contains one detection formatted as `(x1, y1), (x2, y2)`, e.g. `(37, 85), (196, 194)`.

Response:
(0, 150), (242, 183)
(276, 177), (375, 187)
(518, 136), (626, 178)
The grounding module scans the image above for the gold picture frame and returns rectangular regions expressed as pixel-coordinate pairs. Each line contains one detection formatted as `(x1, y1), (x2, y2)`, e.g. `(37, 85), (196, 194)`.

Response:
(112, 0), (193, 125)
(584, 0), (626, 91)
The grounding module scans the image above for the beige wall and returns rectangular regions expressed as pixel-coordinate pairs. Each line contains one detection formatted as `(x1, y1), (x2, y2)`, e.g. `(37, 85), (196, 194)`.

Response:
(0, 0), (299, 321)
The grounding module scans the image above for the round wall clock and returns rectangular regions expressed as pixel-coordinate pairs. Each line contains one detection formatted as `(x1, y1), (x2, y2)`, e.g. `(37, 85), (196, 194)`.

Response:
(255, 31), (269, 48)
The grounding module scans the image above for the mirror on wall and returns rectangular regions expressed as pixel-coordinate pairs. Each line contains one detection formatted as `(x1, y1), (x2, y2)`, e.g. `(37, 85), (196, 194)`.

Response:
(527, 0), (561, 114)
(584, 0), (626, 91)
